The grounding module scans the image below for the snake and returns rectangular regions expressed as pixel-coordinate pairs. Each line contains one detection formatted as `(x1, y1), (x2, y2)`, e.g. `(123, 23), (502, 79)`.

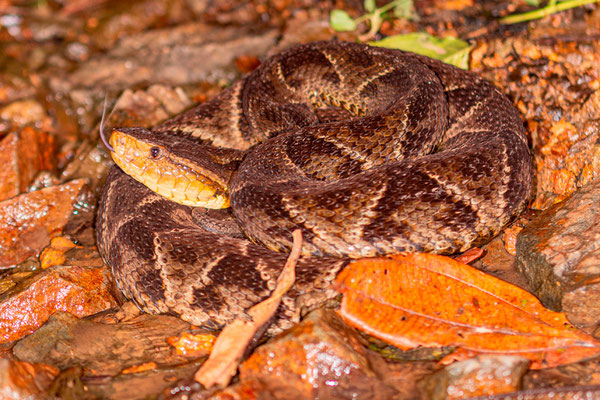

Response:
(95, 41), (532, 332)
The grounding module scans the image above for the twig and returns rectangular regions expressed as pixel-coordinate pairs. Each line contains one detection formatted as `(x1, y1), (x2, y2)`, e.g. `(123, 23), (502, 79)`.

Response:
(500, 0), (600, 25)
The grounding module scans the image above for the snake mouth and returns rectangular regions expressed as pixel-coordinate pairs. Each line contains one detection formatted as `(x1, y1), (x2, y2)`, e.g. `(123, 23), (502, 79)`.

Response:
(108, 129), (230, 209)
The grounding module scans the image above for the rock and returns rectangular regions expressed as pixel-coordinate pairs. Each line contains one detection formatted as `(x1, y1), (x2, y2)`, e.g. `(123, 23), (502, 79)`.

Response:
(0, 127), (55, 202)
(0, 265), (116, 343)
(210, 309), (399, 399)
(522, 355), (600, 390)
(50, 23), (279, 106)
(13, 312), (203, 375)
(0, 99), (47, 127)
(420, 355), (529, 399)
(0, 67), (36, 106)
(84, 0), (190, 50)
(516, 179), (600, 331)
(475, 212), (538, 293)
(85, 361), (205, 400)
(60, 141), (113, 194)
(108, 84), (192, 129)
(477, 237), (523, 287)
(0, 179), (89, 267)
(13, 311), (211, 399)
(0, 358), (59, 399)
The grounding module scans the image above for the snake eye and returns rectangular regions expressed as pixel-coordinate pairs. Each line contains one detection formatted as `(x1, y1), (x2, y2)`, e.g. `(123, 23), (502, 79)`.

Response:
(149, 147), (160, 159)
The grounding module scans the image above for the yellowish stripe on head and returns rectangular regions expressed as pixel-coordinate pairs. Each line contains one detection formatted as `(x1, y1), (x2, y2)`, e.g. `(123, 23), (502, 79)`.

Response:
(108, 130), (230, 209)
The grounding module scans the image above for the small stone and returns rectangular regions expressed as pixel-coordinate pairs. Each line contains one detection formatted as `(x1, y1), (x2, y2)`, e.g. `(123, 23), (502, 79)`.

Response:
(420, 355), (529, 399)
(0, 127), (55, 202)
(0, 99), (47, 127)
(13, 312), (196, 376)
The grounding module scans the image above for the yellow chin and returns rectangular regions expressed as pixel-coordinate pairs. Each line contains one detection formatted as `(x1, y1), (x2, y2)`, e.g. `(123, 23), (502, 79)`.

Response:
(109, 130), (230, 209)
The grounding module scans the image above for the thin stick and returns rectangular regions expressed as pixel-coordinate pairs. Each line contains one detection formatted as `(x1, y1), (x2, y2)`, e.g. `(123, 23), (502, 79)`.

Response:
(500, 0), (600, 24)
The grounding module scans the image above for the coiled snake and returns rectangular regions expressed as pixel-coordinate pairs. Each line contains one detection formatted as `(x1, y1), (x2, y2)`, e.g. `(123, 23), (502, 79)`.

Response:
(96, 41), (532, 332)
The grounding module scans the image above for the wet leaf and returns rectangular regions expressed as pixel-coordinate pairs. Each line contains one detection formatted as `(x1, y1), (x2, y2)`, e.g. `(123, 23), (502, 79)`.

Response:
(370, 33), (473, 69)
(122, 362), (157, 374)
(394, 0), (419, 20)
(168, 332), (216, 357)
(453, 247), (483, 264)
(330, 10), (357, 32)
(336, 253), (600, 369)
(39, 237), (80, 270)
(13, 313), (192, 375)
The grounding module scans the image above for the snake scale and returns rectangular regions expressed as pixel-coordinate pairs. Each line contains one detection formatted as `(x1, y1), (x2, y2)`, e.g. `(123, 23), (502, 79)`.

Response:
(96, 41), (532, 332)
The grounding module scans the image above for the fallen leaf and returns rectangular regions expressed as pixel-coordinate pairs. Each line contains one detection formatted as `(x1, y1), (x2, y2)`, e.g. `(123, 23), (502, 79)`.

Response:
(167, 332), (216, 357)
(39, 236), (80, 270)
(453, 247), (483, 264)
(502, 225), (523, 256)
(371, 33), (474, 69)
(13, 313), (191, 376)
(234, 55), (261, 74)
(194, 229), (302, 388)
(336, 253), (600, 369)
(122, 362), (157, 374)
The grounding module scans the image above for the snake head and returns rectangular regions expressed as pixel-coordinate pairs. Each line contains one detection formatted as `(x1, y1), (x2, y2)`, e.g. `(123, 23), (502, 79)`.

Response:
(108, 127), (244, 209)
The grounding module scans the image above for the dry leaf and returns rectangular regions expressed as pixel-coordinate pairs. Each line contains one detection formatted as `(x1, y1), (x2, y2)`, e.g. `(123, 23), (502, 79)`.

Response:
(453, 247), (483, 264)
(336, 253), (600, 369)
(502, 225), (522, 256)
(39, 236), (80, 269)
(194, 229), (302, 388)
(122, 362), (158, 374)
(167, 332), (216, 357)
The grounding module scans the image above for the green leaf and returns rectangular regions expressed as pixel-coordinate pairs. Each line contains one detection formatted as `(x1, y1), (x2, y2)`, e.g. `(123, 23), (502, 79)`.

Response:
(394, 0), (419, 21)
(370, 32), (474, 69)
(364, 0), (376, 13)
(525, 0), (541, 5)
(330, 9), (357, 32)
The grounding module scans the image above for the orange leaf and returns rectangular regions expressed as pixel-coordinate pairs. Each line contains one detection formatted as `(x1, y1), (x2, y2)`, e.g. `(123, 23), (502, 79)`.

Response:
(453, 247), (483, 264)
(336, 253), (600, 369)
(39, 236), (80, 270)
(122, 362), (157, 374)
(167, 332), (216, 357)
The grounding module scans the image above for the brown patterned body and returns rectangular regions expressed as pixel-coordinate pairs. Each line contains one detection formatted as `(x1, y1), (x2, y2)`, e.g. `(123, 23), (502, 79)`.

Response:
(96, 41), (532, 331)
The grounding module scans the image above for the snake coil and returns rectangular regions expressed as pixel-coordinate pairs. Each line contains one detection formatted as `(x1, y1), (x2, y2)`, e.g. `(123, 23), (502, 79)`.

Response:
(96, 41), (532, 332)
